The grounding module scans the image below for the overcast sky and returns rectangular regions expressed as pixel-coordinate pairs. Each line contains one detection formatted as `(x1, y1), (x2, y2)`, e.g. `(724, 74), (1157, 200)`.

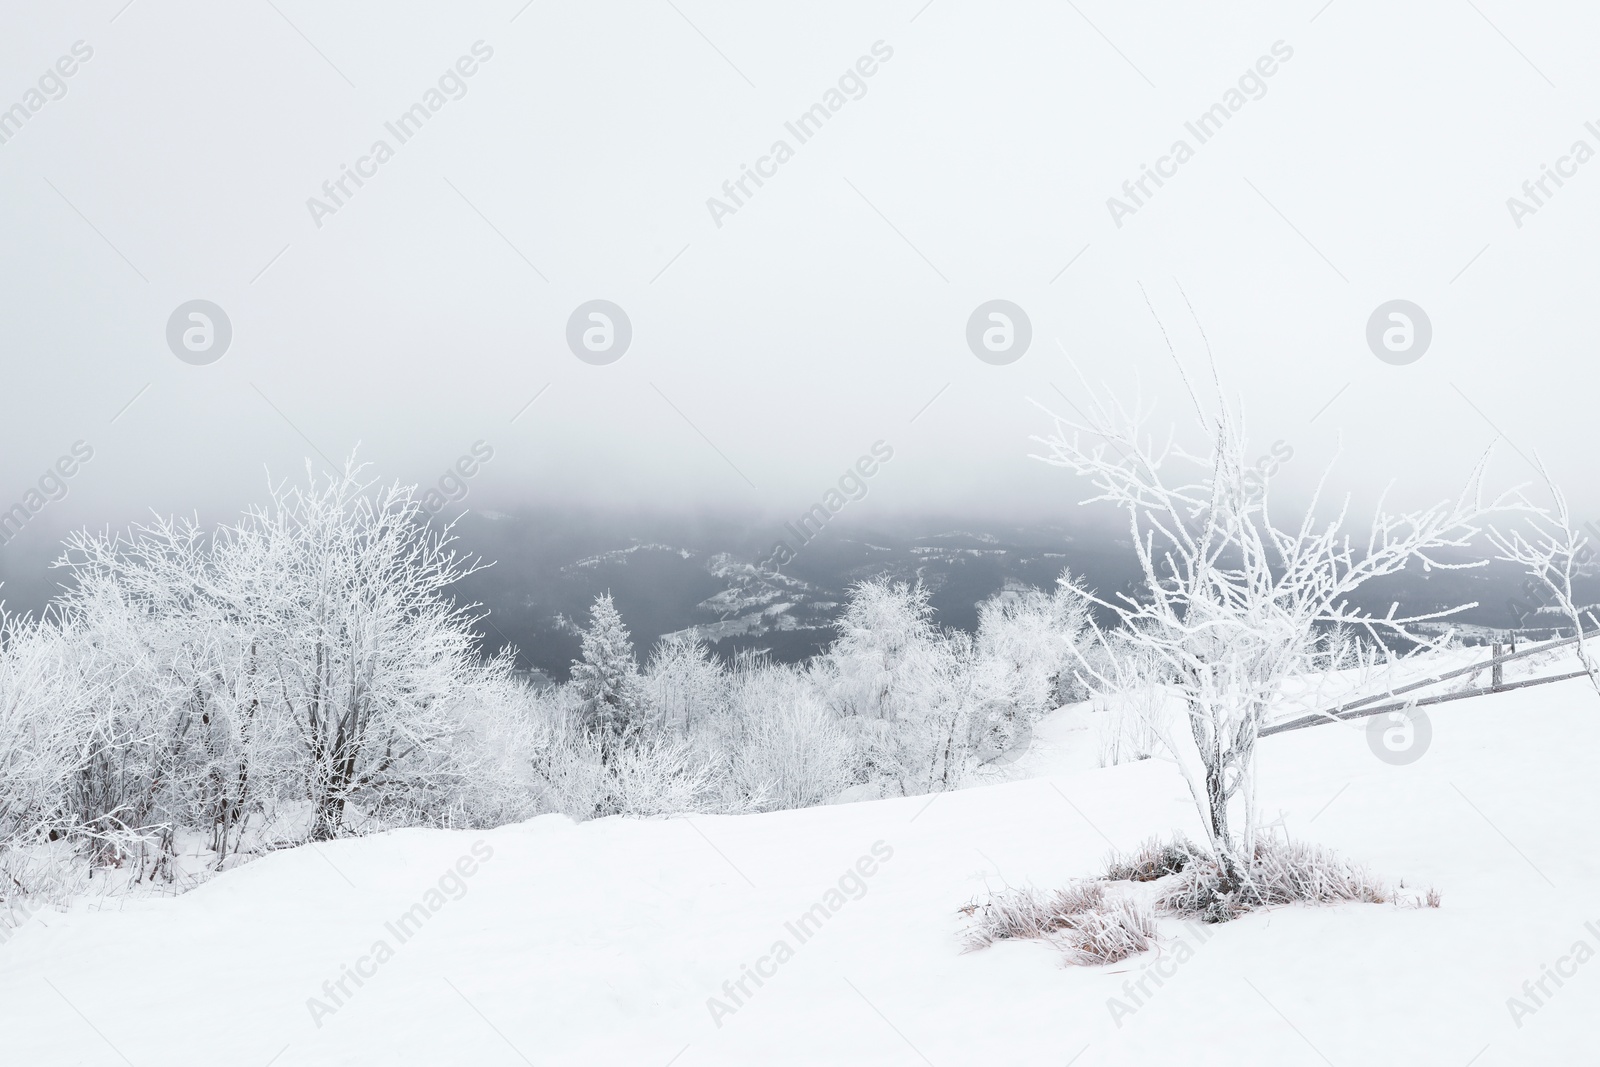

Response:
(1, 0), (1597, 554)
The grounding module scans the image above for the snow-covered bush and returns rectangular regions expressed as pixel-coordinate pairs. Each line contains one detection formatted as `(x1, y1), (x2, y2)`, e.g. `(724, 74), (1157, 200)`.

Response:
(527, 705), (613, 820)
(645, 633), (725, 733)
(974, 572), (1093, 716)
(1091, 635), (1175, 768)
(1154, 836), (1390, 923)
(0, 459), (543, 895)
(606, 737), (742, 818)
(375, 669), (544, 830)
(0, 613), (89, 856)
(33, 532), (261, 872)
(717, 659), (856, 810)
(827, 578), (945, 723)
(525, 681), (754, 820)
(825, 579), (987, 793)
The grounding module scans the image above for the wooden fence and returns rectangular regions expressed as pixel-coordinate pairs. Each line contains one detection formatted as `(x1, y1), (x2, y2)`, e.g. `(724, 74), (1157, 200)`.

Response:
(1261, 630), (1596, 737)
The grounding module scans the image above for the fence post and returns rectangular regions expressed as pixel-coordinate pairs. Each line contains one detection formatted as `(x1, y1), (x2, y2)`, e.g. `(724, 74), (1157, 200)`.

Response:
(1491, 641), (1504, 692)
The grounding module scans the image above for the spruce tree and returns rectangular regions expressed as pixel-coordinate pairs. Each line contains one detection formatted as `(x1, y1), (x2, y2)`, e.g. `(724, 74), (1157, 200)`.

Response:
(570, 593), (649, 752)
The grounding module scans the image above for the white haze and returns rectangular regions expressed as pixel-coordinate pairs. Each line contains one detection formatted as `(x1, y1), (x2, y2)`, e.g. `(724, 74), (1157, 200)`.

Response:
(0, 1), (1596, 544)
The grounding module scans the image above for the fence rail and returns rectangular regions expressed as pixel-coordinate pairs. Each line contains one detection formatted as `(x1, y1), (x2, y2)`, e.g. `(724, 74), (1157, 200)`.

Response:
(1262, 630), (1596, 737)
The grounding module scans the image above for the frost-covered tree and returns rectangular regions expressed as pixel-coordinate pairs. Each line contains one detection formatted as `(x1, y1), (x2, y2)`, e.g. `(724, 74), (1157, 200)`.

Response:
(644, 633), (724, 733)
(1035, 307), (1496, 889)
(828, 578), (942, 722)
(975, 572), (1094, 716)
(0, 612), (93, 857)
(216, 461), (496, 840)
(43, 458), (511, 848)
(720, 658), (858, 809)
(1487, 460), (1600, 696)
(570, 593), (650, 752)
(52, 514), (275, 864)
(824, 579), (987, 792)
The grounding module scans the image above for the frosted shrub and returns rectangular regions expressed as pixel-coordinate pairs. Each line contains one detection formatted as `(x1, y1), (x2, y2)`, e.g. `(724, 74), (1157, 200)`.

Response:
(1, 456), (547, 893)
(974, 572), (1093, 717)
(826, 580), (989, 794)
(720, 661), (856, 810)
(372, 668), (545, 830)
(528, 711), (612, 820)
(827, 578), (944, 724)
(1093, 639), (1175, 768)
(1155, 837), (1390, 923)
(607, 738), (742, 818)
(0, 615), (82, 854)
(198, 461), (500, 842)
(645, 634), (724, 733)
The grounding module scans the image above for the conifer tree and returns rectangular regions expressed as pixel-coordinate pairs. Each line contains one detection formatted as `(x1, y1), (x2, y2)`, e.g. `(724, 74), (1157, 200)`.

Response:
(570, 593), (649, 752)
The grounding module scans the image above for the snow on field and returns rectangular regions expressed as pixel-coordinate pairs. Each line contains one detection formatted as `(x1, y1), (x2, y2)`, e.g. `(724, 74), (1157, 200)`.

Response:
(2, 675), (1597, 1065)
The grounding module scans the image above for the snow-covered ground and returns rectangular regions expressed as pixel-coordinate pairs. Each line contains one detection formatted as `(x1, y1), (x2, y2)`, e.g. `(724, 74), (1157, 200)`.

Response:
(3, 671), (1597, 1065)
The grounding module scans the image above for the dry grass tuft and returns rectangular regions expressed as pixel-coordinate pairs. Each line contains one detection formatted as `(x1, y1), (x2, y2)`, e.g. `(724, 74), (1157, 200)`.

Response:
(962, 834), (1426, 966)
(1156, 837), (1389, 923)
(961, 882), (1104, 951)
(1059, 895), (1159, 965)
(961, 881), (1157, 964)
(1103, 835), (1196, 882)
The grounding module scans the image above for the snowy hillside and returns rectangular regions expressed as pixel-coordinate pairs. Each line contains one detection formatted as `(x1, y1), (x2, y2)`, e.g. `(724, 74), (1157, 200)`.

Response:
(3, 671), (1594, 1066)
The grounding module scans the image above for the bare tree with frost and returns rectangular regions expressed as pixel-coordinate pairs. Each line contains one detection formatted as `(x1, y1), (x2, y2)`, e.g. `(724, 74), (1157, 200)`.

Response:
(1487, 460), (1600, 697)
(1034, 301), (1497, 889)
(644, 633), (724, 733)
(825, 578), (980, 792)
(200, 459), (495, 840)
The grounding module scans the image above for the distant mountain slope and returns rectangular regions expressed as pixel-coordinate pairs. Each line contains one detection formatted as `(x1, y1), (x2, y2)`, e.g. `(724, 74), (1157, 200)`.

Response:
(452, 511), (1137, 681)
(450, 510), (1569, 682)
